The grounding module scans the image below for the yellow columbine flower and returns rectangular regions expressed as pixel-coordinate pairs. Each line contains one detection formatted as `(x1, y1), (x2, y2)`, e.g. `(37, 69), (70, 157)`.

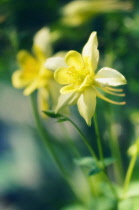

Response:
(46, 32), (127, 126)
(61, 0), (132, 26)
(12, 27), (53, 95)
(12, 27), (59, 113)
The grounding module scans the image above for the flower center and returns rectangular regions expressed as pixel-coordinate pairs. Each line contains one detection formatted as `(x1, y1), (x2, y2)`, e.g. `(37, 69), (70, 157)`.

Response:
(66, 65), (90, 85)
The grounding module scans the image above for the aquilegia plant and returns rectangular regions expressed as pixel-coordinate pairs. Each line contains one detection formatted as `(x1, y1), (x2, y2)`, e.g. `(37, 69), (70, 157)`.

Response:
(45, 31), (127, 125)
(12, 29), (138, 210)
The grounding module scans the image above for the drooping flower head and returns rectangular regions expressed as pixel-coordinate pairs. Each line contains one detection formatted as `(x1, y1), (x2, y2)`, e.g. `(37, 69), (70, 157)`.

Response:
(12, 27), (60, 113)
(61, 0), (132, 27)
(46, 32), (127, 126)
(12, 27), (53, 95)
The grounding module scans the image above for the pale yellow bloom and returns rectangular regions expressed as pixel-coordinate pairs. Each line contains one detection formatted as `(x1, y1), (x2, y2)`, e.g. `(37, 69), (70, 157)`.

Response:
(12, 27), (59, 113)
(46, 32), (127, 125)
(128, 138), (139, 156)
(61, 0), (132, 26)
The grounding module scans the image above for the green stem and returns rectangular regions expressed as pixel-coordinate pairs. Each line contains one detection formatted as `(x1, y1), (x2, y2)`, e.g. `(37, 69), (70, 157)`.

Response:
(60, 122), (98, 197)
(93, 115), (118, 199)
(68, 118), (97, 160)
(60, 122), (81, 158)
(123, 151), (138, 199)
(30, 94), (87, 203)
(67, 117), (118, 200)
(93, 113), (104, 166)
(105, 105), (124, 184)
(30, 94), (69, 180)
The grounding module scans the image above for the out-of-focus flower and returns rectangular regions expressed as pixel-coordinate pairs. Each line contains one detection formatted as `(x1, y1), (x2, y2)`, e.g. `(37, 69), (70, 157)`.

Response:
(46, 32), (126, 125)
(12, 27), (60, 113)
(61, 0), (132, 26)
(128, 138), (139, 156)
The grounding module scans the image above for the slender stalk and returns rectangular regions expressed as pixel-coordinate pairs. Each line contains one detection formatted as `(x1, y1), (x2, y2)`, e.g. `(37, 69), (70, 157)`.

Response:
(30, 94), (87, 203)
(67, 117), (118, 200)
(30, 94), (69, 180)
(93, 113), (104, 166)
(60, 122), (81, 158)
(123, 151), (138, 199)
(68, 118), (97, 160)
(60, 122), (98, 197)
(105, 105), (124, 184)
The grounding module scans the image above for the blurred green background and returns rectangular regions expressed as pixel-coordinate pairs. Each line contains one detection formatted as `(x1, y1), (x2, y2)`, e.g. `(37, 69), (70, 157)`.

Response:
(0, 0), (139, 209)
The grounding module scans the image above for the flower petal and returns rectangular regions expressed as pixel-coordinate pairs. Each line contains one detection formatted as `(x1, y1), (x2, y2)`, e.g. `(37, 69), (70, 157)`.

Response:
(65, 50), (84, 68)
(60, 84), (79, 94)
(45, 57), (67, 71)
(17, 50), (38, 71)
(12, 70), (30, 88)
(23, 80), (39, 95)
(94, 67), (127, 87)
(54, 67), (70, 84)
(82, 32), (99, 72)
(33, 27), (52, 57)
(77, 87), (96, 126)
(38, 88), (49, 118)
(55, 92), (80, 113)
(33, 45), (46, 62)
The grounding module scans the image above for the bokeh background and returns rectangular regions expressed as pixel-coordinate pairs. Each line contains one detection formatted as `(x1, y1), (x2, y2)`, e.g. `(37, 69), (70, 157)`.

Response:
(0, 0), (139, 209)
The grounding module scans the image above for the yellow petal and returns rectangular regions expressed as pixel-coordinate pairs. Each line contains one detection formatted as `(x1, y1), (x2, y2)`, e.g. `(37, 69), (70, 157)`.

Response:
(77, 87), (96, 126)
(33, 27), (52, 57)
(17, 50), (39, 79)
(33, 45), (46, 62)
(94, 67), (127, 87)
(55, 92), (80, 113)
(65, 50), (84, 68)
(82, 32), (99, 72)
(45, 57), (67, 71)
(37, 88), (49, 118)
(12, 70), (30, 88)
(60, 84), (79, 94)
(23, 80), (39, 95)
(54, 67), (70, 84)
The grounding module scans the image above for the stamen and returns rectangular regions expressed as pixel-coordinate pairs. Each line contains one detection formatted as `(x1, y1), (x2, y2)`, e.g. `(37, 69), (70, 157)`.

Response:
(67, 66), (77, 76)
(96, 89), (126, 105)
(102, 88), (125, 97)
(106, 87), (124, 92)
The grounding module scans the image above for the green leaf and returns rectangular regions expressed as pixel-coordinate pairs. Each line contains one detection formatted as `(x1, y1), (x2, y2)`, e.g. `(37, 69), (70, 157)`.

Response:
(74, 156), (115, 176)
(74, 157), (96, 168)
(57, 118), (68, 122)
(88, 167), (102, 176)
(43, 110), (63, 118)
(127, 182), (139, 198)
(74, 157), (102, 176)
(61, 204), (87, 210)
(43, 110), (68, 122)
(118, 197), (139, 210)
(103, 157), (115, 167)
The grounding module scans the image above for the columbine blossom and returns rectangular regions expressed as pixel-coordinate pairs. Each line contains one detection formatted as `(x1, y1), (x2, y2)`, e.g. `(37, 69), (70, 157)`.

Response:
(45, 32), (127, 126)
(61, 0), (132, 26)
(12, 27), (60, 113)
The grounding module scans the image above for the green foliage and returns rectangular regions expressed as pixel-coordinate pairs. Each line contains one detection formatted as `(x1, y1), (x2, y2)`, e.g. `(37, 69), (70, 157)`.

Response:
(61, 204), (87, 210)
(119, 197), (139, 210)
(74, 157), (115, 176)
(43, 110), (68, 122)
